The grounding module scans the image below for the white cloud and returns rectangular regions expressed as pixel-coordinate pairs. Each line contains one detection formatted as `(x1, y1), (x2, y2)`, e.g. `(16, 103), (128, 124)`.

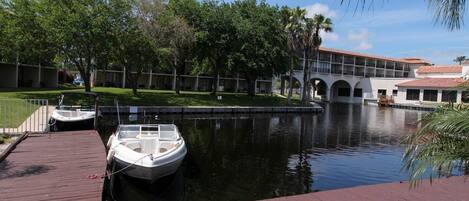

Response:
(348, 28), (373, 50)
(321, 30), (339, 42)
(348, 28), (369, 41)
(303, 3), (337, 19)
(355, 41), (373, 50)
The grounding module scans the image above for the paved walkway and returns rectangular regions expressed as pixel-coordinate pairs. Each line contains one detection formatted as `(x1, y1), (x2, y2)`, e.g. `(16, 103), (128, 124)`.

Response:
(264, 176), (469, 201)
(0, 130), (106, 201)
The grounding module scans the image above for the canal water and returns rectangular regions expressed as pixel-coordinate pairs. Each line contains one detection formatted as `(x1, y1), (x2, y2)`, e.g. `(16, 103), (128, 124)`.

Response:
(99, 103), (427, 201)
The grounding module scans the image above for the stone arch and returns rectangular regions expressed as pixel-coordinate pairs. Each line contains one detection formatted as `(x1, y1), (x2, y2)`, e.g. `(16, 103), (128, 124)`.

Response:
(330, 80), (353, 103)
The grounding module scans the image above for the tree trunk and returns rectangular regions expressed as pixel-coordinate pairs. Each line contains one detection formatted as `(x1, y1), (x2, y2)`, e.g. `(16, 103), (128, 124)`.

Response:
(301, 50), (309, 105)
(246, 76), (256, 96)
(77, 66), (91, 92)
(175, 74), (181, 94)
(210, 73), (218, 95)
(287, 57), (294, 105)
(125, 69), (139, 96)
(132, 81), (138, 96)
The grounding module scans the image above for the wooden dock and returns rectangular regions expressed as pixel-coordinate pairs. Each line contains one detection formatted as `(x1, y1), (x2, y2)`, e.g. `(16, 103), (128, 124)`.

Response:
(0, 130), (106, 201)
(263, 176), (469, 201)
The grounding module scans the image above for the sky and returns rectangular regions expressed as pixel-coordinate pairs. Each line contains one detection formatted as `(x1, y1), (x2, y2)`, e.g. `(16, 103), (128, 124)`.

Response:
(227, 0), (469, 65)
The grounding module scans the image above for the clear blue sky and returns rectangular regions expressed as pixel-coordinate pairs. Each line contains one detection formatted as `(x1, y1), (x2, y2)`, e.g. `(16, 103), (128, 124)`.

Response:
(227, 0), (469, 64)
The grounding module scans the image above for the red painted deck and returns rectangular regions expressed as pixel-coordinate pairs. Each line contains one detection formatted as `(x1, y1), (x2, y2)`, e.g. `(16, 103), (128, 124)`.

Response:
(264, 176), (469, 201)
(0, 130), (106, 201)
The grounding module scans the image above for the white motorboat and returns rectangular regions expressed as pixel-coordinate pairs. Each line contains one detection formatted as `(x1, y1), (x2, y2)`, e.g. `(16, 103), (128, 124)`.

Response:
(49, 92), (98, 131)
(107, 124), (187, 182)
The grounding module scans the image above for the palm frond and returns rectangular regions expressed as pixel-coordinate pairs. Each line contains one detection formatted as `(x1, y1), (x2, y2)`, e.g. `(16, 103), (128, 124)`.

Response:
(403, 105), (469, 187)
(427, 0), (467, 30)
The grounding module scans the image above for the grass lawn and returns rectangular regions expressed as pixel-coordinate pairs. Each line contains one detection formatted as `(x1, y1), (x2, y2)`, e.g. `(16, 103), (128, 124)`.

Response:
(0, 87), (301, 107)
(0, 99), (40, 128)
(0, 134), (12, 144)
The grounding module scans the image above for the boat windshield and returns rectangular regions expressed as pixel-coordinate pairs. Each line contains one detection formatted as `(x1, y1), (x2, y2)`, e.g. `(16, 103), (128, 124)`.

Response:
(118, 124), (180, 141)
(58, 93), (96, 111)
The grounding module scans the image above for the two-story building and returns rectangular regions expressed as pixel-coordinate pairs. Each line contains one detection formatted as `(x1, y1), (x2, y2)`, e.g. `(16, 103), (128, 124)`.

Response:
(281, 47), (468, 104)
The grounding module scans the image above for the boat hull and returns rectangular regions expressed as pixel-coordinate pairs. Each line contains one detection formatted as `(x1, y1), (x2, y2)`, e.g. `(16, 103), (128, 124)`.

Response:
(114, 151), (186, 182)
(50, 118), (94, 131)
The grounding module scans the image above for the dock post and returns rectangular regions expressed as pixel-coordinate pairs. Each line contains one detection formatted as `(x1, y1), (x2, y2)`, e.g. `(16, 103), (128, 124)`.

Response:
(94, 96), (99, 130)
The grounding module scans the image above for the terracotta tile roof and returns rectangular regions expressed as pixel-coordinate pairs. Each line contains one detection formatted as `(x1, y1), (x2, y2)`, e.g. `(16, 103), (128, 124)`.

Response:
(397, 78), (466, 88)
(400, 58), (433, 65)
(416, 65), (462, 74)
(319, 47), (432, 64)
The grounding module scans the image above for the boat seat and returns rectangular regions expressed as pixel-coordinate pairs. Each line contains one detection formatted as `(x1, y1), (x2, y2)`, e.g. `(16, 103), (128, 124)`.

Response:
(141, 137), (160, 155)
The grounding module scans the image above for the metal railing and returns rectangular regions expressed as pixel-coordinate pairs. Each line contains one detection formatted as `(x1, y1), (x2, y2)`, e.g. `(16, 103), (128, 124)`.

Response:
(0, 99), (50, 134)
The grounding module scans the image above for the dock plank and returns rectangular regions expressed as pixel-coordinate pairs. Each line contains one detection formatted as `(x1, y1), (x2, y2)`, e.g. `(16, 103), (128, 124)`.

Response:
(263, 176), (469, 201)
(0, 130), (106, 201)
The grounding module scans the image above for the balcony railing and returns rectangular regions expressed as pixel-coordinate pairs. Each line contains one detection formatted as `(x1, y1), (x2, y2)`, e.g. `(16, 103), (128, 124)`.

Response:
(386, 62), (395, 70)
(355, 67), (365, 77)
(332, 54), (343, 63)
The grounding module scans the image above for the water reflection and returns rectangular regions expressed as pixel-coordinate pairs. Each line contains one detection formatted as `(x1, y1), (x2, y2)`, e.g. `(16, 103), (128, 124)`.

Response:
(99, 103), (425, 201)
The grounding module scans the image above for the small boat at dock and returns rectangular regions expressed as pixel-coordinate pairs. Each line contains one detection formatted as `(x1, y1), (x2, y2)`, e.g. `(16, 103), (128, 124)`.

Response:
(107, 124), (187, 182)
(49, 92), (98, 131)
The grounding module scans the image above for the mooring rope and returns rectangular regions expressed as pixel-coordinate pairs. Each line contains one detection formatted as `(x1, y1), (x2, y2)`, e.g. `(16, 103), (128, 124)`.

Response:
(104, 153), (153, 179)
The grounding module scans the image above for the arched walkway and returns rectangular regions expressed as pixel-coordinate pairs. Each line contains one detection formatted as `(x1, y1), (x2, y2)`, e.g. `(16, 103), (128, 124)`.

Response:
(279, 75), (301, 96)
(310, 78), (328, 101)
(330, 80), (353, 103)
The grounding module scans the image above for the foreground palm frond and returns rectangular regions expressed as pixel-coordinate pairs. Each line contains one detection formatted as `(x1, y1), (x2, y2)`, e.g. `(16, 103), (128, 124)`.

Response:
(340, 0), (468, 30)
(403, 104), (469, 187)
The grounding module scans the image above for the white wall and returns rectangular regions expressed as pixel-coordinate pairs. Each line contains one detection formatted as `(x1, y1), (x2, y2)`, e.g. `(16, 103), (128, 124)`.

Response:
(463, 65), (469, 79)
(407, 64), (421, 78)
(395, 87), (464, 104)
(357, 78), (416, 100)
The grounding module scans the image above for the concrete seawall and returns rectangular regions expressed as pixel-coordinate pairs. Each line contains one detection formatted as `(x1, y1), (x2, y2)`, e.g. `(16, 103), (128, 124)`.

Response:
(100, 105), (324, 115)
(389, 103), (435, 111)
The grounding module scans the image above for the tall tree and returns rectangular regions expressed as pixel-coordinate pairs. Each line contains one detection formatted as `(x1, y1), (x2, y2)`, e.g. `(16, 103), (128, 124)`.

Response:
(194, 1), (236, 95)
(109, 0), (159, 96)
(295, 14), (333, 105)
(307, 14), (332, 101)
(230, 0), (289, 96)
(158, 12), (196, 95)
(284, 7), (306, 105)
(454, 56), (467, 65)
(0, 0), (56, 66)
(42, 0), (110, 92)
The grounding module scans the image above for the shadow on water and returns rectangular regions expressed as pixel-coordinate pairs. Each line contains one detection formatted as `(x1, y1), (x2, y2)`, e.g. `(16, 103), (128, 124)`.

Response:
(104, 168), (185, 201)
(99, 103), (427, 201)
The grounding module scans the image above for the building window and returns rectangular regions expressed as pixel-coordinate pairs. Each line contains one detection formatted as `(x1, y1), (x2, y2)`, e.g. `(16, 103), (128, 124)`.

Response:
(338, 88), (351, 97)
(423, 90), (438, 101)
(406, 89), (420, 101)
(377, 89), (386, 97)
(462, 91), (469, 103)
(392, 90), (398, 96)
(442, 90), (457, 102)
(354, 88), (363, 97)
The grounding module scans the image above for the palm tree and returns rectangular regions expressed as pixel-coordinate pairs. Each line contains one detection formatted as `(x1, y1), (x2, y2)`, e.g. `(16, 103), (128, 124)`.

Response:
(284, 7), (306, 105)
(403, 104), (469, 186)
(299, 14), (332, 105)
(341, 0), (467, 30)
(454, 56), (467, 65)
